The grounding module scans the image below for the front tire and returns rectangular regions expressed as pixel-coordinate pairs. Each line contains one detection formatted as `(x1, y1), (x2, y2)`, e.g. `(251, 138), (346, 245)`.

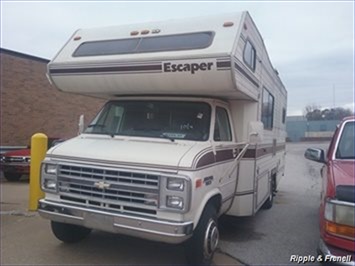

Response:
(4, 172), (22, 182)
(185, 204), (219, 265)
(51, 221), (91, 243)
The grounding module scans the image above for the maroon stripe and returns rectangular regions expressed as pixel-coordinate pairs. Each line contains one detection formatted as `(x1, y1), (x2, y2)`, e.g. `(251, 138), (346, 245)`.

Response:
(216, 149), (234, 162)
(244, 144), (286, 159)
(50, 64), (162, 74)
(196, 152), (215, 168)
(196, 144), (286, 168)
(216, 61), (231, 68)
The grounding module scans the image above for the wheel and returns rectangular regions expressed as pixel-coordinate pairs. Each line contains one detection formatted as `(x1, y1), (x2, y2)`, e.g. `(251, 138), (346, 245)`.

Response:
(262, 177), (275, 210)
(51, 221), (91, 243)
(185, 204), (219, 265)
(4, 172), (22, 182)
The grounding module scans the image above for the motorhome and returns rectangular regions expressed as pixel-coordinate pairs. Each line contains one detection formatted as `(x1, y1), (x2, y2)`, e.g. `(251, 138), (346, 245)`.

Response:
(39, 11), (287, 265)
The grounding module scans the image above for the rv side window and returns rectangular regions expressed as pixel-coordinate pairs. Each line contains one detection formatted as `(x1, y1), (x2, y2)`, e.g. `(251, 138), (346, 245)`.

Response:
(214, 107), (232, 142)
(138, 32), (213, 52)
(243, 40), (256, 71)
(73, 32), (214, 57)
(261, 88), (274, 130)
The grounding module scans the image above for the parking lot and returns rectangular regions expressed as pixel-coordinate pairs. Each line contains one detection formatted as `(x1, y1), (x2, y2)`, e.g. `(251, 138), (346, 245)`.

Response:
(0, 142), (329, 265)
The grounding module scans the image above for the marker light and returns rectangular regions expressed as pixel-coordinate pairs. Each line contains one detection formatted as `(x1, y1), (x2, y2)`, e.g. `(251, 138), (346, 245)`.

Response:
(223, 22), (234, 27)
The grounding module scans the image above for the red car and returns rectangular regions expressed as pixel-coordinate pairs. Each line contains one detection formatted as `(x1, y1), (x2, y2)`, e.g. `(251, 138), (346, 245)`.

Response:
(305, 116), (354, 265)
(1, 148), (31, 181)
(1, 138), (65, 182)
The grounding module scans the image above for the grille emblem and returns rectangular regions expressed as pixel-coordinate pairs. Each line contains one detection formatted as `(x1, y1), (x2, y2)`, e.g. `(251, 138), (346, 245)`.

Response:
(94, 181), (111, 189)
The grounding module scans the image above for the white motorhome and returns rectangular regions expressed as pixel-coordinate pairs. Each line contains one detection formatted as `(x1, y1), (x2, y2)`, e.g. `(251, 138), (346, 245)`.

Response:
(39, 11), (287, 265)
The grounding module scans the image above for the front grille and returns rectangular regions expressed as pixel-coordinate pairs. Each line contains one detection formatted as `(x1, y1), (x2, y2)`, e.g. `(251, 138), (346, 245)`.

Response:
(2, 156), (29, 163)
(57, 164), (159, 217)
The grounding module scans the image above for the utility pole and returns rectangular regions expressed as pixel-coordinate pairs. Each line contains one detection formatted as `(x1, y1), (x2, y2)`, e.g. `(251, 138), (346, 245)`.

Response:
(332, 84), (335, 108)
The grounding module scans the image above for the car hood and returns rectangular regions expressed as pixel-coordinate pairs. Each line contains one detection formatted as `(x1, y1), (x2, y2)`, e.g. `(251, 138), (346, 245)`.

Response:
(3, 149), (30, 157)
(48, 134), (200, 170)
(332, 160), (355, 186)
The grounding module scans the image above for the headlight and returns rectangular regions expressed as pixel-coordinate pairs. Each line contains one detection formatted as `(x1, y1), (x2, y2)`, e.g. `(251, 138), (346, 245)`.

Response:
(41, 163), (58, 192)
(159, 175), (190, 212)
(45, 164), (57, 175)
(166, 196), (184, 209)
(324, 199), (355, 240)
(43, 179), (57, 190)
(167, 178), (185, 191)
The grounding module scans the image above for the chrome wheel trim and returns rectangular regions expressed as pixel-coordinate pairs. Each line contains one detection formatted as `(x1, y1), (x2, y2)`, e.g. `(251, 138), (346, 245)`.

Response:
(203, 218), (219, 258)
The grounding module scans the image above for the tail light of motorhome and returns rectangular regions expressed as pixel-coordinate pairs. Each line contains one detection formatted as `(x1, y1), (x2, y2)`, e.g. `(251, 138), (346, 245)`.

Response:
(141, 30), (150, 35)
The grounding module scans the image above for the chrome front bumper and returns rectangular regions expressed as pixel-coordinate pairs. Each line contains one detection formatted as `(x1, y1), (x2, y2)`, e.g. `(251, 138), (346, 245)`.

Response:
(38, 199), (193, 244)
(318, 239), (355, 266)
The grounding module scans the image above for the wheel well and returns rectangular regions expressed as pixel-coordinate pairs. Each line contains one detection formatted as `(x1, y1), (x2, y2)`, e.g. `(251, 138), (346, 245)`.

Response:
(205, 194), (222, 214)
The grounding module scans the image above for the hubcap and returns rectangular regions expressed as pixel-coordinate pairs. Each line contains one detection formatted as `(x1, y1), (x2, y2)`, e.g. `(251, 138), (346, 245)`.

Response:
(204, 219), (219, 257)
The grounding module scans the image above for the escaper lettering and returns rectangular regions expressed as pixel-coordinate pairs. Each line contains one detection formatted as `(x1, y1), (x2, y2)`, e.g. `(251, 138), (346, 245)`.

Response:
(163, 62), (214, 74)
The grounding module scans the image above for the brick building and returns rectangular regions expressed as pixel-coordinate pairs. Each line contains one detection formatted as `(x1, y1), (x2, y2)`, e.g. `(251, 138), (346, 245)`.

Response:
(0, 48), (105, 146)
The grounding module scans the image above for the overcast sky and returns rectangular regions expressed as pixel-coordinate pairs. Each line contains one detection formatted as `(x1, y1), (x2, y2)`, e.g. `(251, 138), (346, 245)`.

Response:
(1, 1), (354, 115)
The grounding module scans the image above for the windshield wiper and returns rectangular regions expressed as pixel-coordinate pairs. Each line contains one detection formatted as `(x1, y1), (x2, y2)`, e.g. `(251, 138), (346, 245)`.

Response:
(87, 123), (106, 128)
(160, 135), (175, 142)
(86, 124), (115, 138)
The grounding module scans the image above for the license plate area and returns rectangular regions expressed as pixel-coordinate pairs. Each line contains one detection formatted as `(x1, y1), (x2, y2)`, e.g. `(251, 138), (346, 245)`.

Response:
(84, 212), (114, 231)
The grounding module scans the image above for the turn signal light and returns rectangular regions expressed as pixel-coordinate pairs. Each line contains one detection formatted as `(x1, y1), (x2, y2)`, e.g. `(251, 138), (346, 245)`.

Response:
(325, 221), (355, 240)
(196, 179), (203, 189)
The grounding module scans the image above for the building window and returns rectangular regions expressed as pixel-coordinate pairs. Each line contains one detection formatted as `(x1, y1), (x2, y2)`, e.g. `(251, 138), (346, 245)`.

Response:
(73, 31), (214, 57)
(261, 88), (274, 130)
(214, 107), (232, 141)
(243, 40), (256, 71)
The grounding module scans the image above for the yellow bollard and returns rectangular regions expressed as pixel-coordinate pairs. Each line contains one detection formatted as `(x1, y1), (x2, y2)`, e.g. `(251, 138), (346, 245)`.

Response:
(28, 133), (48, 211)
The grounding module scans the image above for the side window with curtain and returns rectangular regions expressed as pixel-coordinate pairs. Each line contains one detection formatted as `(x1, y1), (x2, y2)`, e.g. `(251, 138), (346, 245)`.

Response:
(261, 88), (274, 130)
(243, 40), (256, 71)
(214, 107), (232, 141)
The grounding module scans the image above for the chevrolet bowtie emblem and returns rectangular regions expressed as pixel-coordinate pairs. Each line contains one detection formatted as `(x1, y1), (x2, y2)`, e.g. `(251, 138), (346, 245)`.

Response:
(94, 181), (111, 189)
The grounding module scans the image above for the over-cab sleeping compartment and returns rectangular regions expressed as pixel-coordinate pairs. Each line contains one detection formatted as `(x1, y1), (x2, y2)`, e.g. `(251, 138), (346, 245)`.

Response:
(48, 12), (259, 100)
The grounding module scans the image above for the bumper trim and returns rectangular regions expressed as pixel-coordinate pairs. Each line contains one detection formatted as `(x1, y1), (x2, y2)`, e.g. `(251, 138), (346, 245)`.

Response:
(38, 199), (193, 244)
(318, 239), (355, 266)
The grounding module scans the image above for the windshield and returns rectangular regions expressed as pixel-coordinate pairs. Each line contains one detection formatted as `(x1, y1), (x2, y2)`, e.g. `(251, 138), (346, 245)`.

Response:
(336, 121), (354, 159)
(85, 100), (211, 141)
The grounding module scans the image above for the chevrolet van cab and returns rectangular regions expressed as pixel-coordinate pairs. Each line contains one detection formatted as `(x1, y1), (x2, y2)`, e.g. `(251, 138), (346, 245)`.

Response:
(38, 12), (287, 265)
(305, 117), (354, 265)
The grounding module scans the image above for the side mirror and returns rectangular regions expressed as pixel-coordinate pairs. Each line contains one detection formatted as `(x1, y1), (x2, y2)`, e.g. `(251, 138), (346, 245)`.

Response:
(304, 148), (326, 163)
(78, 114), (85, 135)
(248, 121), (263, 144)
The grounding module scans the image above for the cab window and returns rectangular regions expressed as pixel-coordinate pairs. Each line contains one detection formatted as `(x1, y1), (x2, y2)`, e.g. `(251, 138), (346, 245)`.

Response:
(214, 107), (232, 141)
